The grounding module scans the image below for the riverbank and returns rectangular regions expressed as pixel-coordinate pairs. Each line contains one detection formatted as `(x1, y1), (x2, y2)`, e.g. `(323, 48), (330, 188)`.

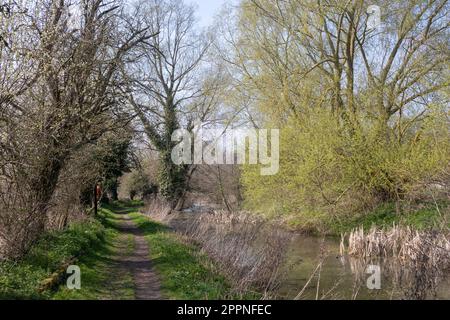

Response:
(142, 197), (450, 299)
(285, 201), (450, 236)
(3, 199), (447, 300)
(128, 212), (236, 299)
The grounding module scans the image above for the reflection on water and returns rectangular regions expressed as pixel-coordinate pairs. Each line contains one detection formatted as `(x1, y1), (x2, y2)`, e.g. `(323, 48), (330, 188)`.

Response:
(155, 208), (449, 299)
(279, 234), (450, 300)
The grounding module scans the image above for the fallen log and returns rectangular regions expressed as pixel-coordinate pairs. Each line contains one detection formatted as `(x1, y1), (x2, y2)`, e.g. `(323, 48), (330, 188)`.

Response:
(38, 257), (77, 293)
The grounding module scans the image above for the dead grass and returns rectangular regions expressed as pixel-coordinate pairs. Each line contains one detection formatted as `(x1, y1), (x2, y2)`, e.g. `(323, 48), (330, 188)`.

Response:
(143, 197), (289, 296)
(342, 225), (450, 299)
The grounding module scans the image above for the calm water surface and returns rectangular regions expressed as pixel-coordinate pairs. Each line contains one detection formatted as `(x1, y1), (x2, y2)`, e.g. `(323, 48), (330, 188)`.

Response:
(279, 234), (450, 300)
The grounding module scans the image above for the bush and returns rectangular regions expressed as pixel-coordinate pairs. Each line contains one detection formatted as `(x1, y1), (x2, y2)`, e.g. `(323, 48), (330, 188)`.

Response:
(119, 169), (156, 200)
(241, 108), (450, 233)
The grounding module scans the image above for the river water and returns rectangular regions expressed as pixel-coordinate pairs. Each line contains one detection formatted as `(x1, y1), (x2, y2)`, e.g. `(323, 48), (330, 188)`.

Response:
(161, 208), (450, 300)
(279, 234), (450, 300)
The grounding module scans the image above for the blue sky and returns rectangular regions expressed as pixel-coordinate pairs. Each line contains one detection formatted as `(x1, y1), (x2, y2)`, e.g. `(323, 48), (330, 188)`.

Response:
(189, 0), (228, 27)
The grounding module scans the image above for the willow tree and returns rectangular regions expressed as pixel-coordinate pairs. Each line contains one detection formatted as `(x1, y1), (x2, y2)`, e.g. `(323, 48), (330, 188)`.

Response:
(219, 0), (449, 223)
(225, 0), (448, 128)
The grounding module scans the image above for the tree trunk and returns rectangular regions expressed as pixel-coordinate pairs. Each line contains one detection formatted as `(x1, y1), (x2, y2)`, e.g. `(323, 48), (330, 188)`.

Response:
(173, 165), (197, 211)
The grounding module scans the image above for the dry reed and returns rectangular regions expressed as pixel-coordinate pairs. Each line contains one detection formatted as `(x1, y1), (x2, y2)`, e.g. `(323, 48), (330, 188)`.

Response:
(343, 225), (450, 299)
(144, 198), (289, 296)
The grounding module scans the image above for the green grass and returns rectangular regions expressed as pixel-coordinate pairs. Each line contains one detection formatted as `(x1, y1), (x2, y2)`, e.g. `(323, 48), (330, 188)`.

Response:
(0, 202), (254, 300)
(0, 218), (105, 299)
(52, 207), (135, 300)
(128, 211), (234, 299)
(107, 199), (144, 209)
(0, 206), (138, 300)
(328, 201), (449, 235)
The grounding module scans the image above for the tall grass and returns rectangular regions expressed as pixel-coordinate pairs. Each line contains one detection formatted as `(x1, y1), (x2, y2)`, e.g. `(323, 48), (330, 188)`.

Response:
(154, 208), (290, 296)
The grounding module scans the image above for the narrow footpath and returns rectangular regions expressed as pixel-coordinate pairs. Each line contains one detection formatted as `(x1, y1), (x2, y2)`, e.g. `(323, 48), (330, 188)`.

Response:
(114, 209), (162, 300)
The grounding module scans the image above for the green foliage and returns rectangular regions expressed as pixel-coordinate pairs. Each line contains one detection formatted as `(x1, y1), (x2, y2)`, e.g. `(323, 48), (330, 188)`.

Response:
(232, 0), (449, 235)
(0, 220), (105, 299)
(242, 108), (450, 233)
(328, 201), (449, 235)
(157, 151), (187, 202)
(111, 199), (145, 208)
(94, 132), (133, 200)
(120, 170), (156, 200)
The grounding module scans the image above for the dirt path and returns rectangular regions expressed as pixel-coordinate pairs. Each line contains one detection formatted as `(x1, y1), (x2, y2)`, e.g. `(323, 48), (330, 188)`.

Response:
(102, 231), (135, 300)
(114, 211), (162, 300)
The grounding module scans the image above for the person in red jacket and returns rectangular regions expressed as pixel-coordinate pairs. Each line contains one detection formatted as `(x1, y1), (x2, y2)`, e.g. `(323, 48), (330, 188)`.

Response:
(93, 183), (102, 216)
(95, 184), (102, 201)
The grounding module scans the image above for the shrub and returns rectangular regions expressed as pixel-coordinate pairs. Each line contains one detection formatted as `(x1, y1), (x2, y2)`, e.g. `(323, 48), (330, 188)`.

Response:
(119, 169), (156, 200)
(241, 108), (450, 232)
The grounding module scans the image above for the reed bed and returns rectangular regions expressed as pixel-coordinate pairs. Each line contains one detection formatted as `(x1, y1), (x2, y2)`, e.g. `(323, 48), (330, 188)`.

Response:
(181, 210), (289, 295)
(345, 225), (450, 262)
(342, 225), (450, 299)
(144, 201), (289, 296)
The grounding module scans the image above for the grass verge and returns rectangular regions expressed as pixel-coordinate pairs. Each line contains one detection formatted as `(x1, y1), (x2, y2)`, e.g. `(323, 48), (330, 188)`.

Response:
(0, 206), (136, 300)
(52, 207), (135, 300)
(0, 217), (104, 299)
